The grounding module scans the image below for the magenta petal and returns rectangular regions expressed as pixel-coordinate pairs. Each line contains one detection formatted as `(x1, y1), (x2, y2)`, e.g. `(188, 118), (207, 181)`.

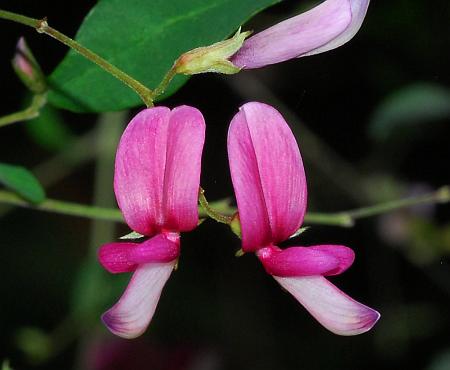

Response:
(114, 106), (205, 235)
(232, 0), (369, 69)
(308, 245), (355, 275)
(114, 107), (171, 235)
(228, 102), (307, 251)
(163, 106), (206, 232)
(257, 245), (341, 277)
(102, 261), (175, 339)
(98, 233), (180, 274)
(98, 242), (140, 274)
(274, 275), (380, 335)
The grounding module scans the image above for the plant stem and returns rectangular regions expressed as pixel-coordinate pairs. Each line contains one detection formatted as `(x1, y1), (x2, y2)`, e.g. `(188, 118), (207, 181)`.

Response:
(0, 190), (123, 222)
(345, 185), (450, 220)
(0, 9), (154, 107)
(0, 186), (448, 227)
(0, 93), (47, 128)
(152, 67), (177, 99)
(198, 187), (233, 224)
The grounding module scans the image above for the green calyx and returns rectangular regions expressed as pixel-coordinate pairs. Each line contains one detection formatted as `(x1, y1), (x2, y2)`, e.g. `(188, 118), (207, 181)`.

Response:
(174, 27), (251, 75)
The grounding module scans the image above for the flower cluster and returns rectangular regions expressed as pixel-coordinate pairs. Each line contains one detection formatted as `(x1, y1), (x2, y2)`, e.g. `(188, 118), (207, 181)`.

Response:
(98, 0), (378, 339)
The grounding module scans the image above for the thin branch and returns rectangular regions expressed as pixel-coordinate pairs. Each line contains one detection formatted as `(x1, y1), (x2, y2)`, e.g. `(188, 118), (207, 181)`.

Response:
(0, 186), (448, 227)
(0, 93), (47, 128)
(0, 9), (154, 107)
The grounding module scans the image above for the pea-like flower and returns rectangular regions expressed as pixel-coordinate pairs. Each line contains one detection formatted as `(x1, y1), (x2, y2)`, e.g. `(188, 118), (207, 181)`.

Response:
(227, 102), (379, 335)
(231, 0), (370, 69)
(98, 106), (205, 338)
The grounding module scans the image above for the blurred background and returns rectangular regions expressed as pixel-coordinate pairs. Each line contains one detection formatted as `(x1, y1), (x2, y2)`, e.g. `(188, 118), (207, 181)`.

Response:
(0, 0), (449, 369)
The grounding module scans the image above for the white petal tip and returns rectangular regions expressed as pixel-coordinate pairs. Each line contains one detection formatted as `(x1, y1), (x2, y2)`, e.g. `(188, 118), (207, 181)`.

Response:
(101, 262), (175, 339)
(274, 275), (380, 336)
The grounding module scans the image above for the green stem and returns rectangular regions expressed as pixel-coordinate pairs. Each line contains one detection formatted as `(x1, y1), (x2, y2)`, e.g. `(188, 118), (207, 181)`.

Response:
(151, 67), (177, 99)
(0, 186), (448, 227)
(0, 93), (47, 128)
(198, 187), (233, 224)
(0, 190), (123, 222)
(0, 9), (154, 107)
(345, 186), (450, 220)
(305, 185), (450, 227)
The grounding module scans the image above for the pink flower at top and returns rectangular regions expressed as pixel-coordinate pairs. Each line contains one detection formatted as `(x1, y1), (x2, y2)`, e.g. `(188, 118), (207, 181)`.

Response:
(231, 0), (370, 69)
(227, 102), (379, 335)
(98, 106), (205, 339)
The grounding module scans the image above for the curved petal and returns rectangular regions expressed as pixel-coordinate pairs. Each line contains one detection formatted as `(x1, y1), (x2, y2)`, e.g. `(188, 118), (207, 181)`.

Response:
(304, 0), (370, 57)
(98, 233), (180, 274)
(163, 106), (206, 232)
(102, 261), (175, 339)
(232, 0), (359, 69)
(228, 102), (307, 251)
(114, 106), (205, 235)
(114, 107), (171, 235)
(274, 275), (380, 335)
(257, 245), (354, 277)
(308, 245), (355, 275)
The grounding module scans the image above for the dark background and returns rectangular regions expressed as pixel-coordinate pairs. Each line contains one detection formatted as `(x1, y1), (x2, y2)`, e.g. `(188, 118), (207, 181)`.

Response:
(1, 1), (449, 369)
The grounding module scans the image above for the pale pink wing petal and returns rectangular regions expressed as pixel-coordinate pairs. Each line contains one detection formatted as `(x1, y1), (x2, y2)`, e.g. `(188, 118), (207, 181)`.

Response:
(231, 0), (353, 69)
(163, 106), (206, 231)
(257, 245), (353, 277)
(274, 275), (380, 335)
(114, 107), (171, 235)
(305, 0), (370, 56)
(228, 102), (306, 251)
(102, 261), (175, 339)
(98, 233), (180, 274)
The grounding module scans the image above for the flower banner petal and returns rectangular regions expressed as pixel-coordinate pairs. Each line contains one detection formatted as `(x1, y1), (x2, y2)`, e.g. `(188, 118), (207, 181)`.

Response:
(102, 261), (175, 339)
(228, 102), (307, 251)
(274, 275), (380, 335)
(163, 106), (206, 232)
(231, 0), (354, 69)
(98, 233), (180, 274)
(257, 245), (349, 277)
(114, 107), (171, 235)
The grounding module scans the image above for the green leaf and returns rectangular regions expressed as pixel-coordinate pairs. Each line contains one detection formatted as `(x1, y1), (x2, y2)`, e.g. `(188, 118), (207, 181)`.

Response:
(48, 0), (279, 112)
(25, 103), (74, 152)
(0, 163), (45, 203)
(369, 83), (450, 141)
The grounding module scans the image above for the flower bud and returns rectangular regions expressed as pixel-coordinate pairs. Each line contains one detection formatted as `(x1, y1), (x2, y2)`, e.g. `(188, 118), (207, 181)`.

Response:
(12, 37), (46, 94)
(174, 28), (251, 75)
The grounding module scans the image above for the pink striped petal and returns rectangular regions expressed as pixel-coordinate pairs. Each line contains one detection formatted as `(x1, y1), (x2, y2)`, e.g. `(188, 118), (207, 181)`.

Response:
(102, 261), (175, 339)
(231, 0), (369, 69)
(228, 102), (307, 251)
(98, 233), (180, 274)
(162, 106), (206, 232)
(114, 107), (171, 235)
(274, 275), (380, 335)
(257, 245), (354, 277)
(114, 106), (205, 235)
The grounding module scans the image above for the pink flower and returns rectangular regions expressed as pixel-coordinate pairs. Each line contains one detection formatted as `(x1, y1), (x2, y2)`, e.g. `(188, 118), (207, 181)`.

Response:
(227, 102), (380, 335)
(98, 106), (205, 338)
(12, 37), (46, 93)
(231, 0), (370, 69)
